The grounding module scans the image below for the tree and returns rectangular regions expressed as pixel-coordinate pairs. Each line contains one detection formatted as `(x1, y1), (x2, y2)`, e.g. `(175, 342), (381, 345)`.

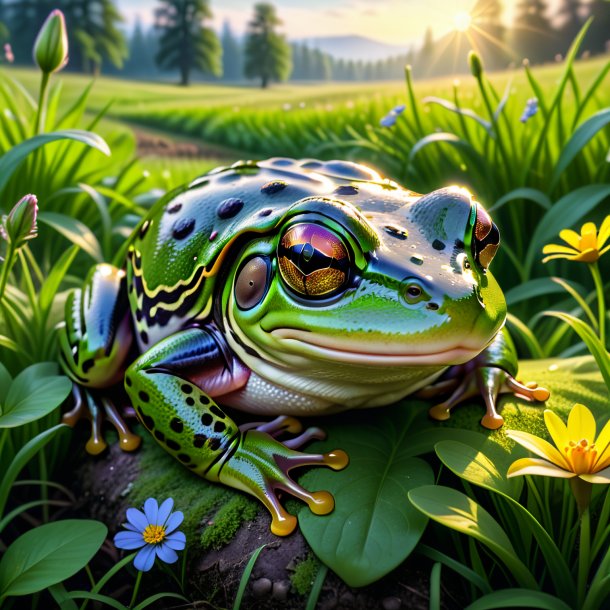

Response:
(244, 3), (291, 88)
(512, 0), (556, 64)
(63, 0), (127, 74)
(155, 0), (222, 86)
(125, 15), (156, 77)
(221, 19), (242, 81)
(587, 1), (610, 55)
(415, 27), (434, 76)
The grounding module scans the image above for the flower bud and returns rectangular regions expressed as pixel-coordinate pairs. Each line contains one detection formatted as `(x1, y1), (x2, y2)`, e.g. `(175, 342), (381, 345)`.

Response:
(0, 194), (38, 248)
(33, 10), (68, 74)
(468, 50), (483, 79)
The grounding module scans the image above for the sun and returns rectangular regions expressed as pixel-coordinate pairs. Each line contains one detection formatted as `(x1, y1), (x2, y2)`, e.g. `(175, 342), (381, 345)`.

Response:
(453, 11), (472, 32)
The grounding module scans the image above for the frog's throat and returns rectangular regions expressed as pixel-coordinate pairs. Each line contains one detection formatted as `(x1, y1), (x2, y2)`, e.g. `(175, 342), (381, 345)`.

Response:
(269, 328), (481, 367)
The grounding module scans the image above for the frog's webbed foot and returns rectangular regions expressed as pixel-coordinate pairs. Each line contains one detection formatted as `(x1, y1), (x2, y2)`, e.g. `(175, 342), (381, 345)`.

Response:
(428, 366), (550, 430)
(62, 385), (141, 455)
(221, 429), (348, 536)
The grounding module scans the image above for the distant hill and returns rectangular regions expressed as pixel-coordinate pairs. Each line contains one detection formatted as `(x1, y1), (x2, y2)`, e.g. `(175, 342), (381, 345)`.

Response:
(296, 35), (409, 61)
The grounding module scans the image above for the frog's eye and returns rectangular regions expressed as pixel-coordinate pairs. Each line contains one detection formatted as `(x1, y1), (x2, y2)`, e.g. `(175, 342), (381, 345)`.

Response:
(278, 223), (350, 298)
(402, 281), (429, 305)
(235, 256), (270, 310)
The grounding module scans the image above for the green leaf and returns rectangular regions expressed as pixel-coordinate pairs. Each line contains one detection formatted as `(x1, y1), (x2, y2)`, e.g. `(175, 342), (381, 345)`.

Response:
(0, 424), (68, 517)
(505, 278), (581, 307)
(39, 245), (79, 317)
(0, 519), (107, 598)
(0, 363), (71, 428)
(550, 108), (610, 192)
(408, 486), (537, 589)
(0, 363), (12, 404)
(38, 211), (103, 262)
(544, 312), (610, 392)
(465, 589), (573, 610)
(435, 439), (522, 499)
(132, 593), (188, 610)
(490, 188), (551, 213)
(0, 129), (110, 194)
(299, 407), (434, 587)
(233, 545), (267, 610)
(0, 335), (19, 354)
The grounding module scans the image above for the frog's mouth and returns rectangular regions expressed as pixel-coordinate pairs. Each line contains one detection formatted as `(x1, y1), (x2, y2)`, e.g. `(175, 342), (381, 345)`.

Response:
(270, 328), (482, 366)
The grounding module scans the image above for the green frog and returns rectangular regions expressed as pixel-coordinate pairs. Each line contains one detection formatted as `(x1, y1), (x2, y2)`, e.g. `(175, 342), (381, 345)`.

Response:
(59, 158), (549, 535)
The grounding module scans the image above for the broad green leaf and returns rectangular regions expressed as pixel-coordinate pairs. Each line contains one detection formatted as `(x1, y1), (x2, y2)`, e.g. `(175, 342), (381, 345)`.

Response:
(0, 520), (107, 599)
(299, 407), (434, 587)
(435, 440), (522, 499)
(0, 129), (110, 194)
(465, 589), (573, 610)
(0, 424), (68, 517)
(550, 108), (610, 191)
(408, 486), (537, 589)
(0, 363), (71, 428)
(38, 211), (103, 262)
(490, 188), (551, 213)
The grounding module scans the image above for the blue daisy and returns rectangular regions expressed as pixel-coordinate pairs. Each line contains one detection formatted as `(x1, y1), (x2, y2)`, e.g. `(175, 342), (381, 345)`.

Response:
(114, 497), (186, 572)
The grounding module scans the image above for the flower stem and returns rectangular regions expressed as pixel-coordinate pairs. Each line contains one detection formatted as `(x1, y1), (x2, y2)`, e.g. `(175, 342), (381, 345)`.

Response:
(589, 261), (606, 348)
(578, 507), (591, 607)
(0, 241), (16, 302)
(34, 71), (50, 135)
(129, 570), (142, 609)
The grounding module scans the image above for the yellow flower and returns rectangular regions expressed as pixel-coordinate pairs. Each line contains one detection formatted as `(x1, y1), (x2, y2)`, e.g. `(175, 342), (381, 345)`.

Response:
(506, 403), (610, 483)
(542, 216), (610, 263)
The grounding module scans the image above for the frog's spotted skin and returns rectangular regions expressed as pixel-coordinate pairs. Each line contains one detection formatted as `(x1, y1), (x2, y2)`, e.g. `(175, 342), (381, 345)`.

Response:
(58, 158), (549, 535)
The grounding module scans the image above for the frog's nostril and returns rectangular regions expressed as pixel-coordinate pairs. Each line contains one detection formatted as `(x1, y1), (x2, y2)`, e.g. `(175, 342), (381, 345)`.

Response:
(426, 302), (439, 311)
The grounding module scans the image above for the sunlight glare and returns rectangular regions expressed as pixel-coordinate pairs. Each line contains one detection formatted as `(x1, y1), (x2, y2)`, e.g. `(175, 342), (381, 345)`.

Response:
(453, 11), (472, 32)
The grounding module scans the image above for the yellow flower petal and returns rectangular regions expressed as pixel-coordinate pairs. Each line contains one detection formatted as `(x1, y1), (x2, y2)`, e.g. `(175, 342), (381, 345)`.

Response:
(593, 417), (610, 466)
(558, 229), (581, 249)
(505, 429), (571, 469)
(507, 457), (575, 478)
(567, 403), (596, 443)
(580, 467), (610, 484)
(542, 243), (579, 255)
(599, 244), (610, 257)
(573, 249), (600, 263)
(544, 409), (569, 450)
(598, 216), (610, 250)
(542, 253), (578, 263)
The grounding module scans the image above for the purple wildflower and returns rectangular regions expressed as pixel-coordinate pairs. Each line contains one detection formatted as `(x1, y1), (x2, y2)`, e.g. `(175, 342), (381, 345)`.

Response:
(114, 498), (186, 572)
(520, 97), (539, 123)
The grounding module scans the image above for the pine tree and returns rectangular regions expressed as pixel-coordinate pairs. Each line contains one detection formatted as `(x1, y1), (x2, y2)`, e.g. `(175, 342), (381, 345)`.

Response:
(557, 0), (582, 56)
(221, 20), (242, 81)
(312, 48), (331, 80)
(512, 0), (557, 64)
(244, 3), (291, 88)
(125, 16), (156, 76)
(67, 0), (127, 74)
(155, 0), (222, 86)
(587, 0), (610, 55)
(301, 44), (313, 79)
(416, 27), (434, 76)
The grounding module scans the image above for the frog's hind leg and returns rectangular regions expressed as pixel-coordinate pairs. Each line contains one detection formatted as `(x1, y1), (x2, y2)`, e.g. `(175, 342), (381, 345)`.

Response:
(58, 264), (140, 454)
(126, 327), (348, 536)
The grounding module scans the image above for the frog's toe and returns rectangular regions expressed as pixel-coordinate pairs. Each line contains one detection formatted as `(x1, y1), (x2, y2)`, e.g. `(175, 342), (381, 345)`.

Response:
(239, 415), (302, 436)
(504, 375), (551, 402)
(63, 386), (141, 455)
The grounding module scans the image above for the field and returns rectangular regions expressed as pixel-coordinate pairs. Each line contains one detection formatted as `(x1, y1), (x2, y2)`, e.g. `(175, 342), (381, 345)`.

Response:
(1, 28), (610, 609)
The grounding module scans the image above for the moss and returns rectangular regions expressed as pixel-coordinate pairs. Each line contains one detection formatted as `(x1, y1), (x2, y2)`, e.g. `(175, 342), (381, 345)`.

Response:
(200, 494), (258, 550)
(127, 425), (253, 549)
(290, 554), (320, 596)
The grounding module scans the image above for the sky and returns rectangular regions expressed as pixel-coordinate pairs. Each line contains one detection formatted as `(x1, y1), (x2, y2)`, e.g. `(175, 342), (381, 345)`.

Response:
(120, 0), (564, 46)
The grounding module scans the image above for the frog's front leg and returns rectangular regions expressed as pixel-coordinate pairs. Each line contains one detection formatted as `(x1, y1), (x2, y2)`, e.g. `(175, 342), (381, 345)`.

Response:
(58, 264), (140, 454)
(426, 328), (550, 429)
(126, 327), (348, 536)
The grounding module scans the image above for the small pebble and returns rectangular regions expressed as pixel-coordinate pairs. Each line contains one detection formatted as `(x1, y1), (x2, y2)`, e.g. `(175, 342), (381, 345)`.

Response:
(271, 580), (290, 601)
(382, 596), (402, 610)
(252, 577), (272, 598)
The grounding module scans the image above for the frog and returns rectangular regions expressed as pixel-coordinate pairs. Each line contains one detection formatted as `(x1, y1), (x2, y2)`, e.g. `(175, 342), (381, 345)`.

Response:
(58, 158), (550, 536)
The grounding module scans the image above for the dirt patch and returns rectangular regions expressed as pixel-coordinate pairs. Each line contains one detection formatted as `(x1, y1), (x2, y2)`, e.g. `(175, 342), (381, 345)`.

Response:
(134, 128), (235, 160)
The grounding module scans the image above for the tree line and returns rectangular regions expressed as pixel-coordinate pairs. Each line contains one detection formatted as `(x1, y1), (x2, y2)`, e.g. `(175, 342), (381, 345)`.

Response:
(0, 0), (608, 87)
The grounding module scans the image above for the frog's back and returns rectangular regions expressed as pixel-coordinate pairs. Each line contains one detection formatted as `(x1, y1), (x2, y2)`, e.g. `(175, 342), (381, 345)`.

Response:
(126, 158), (418, 350)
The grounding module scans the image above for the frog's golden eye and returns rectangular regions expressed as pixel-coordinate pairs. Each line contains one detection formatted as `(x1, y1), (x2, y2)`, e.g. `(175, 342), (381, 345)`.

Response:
(278, 223), (350, 298)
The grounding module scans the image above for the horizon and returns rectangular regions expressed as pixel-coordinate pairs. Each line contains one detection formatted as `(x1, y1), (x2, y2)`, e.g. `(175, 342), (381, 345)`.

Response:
(119, 0), (566, 47)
